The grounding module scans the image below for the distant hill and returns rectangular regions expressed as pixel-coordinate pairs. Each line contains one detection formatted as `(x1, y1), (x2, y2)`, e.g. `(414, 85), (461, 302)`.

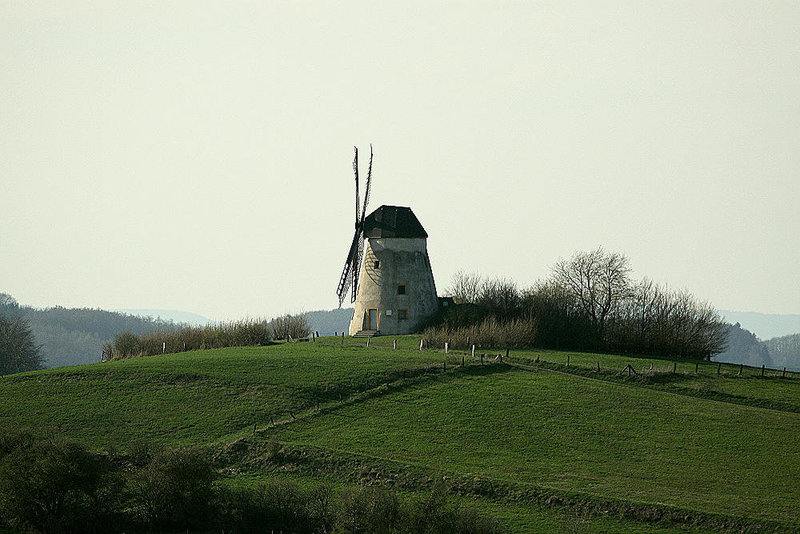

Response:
(718, 310), (800, 340)
(304, 308), (353, 336)
(113, 309), (212, 326)
(1, 293), (177, 369)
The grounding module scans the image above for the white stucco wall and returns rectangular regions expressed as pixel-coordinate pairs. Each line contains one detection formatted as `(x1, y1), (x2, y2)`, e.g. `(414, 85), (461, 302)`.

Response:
(348, 237), (438, 335)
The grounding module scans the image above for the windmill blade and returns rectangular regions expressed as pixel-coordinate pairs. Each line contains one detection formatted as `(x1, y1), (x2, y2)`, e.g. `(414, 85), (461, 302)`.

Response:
(336, 229), (361, 306)
(360, 144), (373, 224)
(352, 232), (364, 303)
(353, 146), (360, 226)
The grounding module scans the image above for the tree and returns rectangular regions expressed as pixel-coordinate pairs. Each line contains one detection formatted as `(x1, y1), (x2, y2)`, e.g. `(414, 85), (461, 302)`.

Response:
(551, 247), (631, 345)
(0, 315), (43, 375)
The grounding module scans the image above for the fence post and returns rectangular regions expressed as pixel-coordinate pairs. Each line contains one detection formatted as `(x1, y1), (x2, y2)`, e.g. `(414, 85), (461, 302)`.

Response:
(481, 354), (484, 365)
(420, 339), (424, 351)
(445, 342), (449, 354)
(695, 362), (698, 374)
(717, 362), (721, 375)
(471, 345), (475, 358)
(783, 367), (787, 378)
(597, 361), (600, 372)
(738, 364), (743, 376)
(162, 341), (166, 354)
(444, 360), (447, 371)
(761, 364), (765, 377)
(505, 348), (509, 361)
(341, 332), (345, 345)
(567, 355), (570, 367)
(366, 336), (370, 347)
(462, 354), (465, 366)
(673, 362), (676, 374)
(393, 339), (397, 350)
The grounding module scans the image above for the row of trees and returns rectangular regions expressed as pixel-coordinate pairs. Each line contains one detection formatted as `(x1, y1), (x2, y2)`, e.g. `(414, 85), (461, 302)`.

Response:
(438, 247), (727, 359)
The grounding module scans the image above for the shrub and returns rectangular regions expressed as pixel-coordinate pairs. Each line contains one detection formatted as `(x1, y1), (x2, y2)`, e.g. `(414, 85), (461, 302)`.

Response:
(337, 485), (401, 534)
(0, 433), (123, 533)
(129, 446), (216, 531)
(269, 313), (311, 340)
(422, 316), (538, 350)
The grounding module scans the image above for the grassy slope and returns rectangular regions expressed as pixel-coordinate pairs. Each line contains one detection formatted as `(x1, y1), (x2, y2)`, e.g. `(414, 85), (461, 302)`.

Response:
(2, 336), (798, 531)
(267, 366), (800, 525)
(0, 341), (445, 447)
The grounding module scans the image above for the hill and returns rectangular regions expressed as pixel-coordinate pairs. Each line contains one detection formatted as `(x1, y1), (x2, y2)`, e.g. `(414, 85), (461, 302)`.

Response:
(718, 310), (800, 340)
(0, 293), (177, 368)
(304, 307), (353, 335)
(1, 336), (798, 532)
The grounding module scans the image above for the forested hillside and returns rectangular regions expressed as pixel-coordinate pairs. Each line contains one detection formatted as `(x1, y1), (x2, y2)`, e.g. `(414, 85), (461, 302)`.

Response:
(0, 293), (175, 368)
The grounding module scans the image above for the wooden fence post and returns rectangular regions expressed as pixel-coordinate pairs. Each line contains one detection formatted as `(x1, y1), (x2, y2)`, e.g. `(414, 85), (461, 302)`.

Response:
(444, 360), (447, 371)
(717, 362), (721, 375)
(419, 339), (424, 351)
(695, 362), (698, 374)
(341, 332), (345, 345)
(567, 355), (570, 367)
(761, 364), (765, 377)
(673, 362), (676, 374)
(738, 364), (743, 376)
(393, 339), (397, 350)
(162, 341), (166, 354)
(481, 354), (484, 365)
(505, 348), (509, 361)
(783, 368), (787, 378)
(462, 354), (465, 366)
(596, 361), (600, 372)
(366, 336), (370, 347)
(445, 342), (449, 354)
(471, 345), (475, 358)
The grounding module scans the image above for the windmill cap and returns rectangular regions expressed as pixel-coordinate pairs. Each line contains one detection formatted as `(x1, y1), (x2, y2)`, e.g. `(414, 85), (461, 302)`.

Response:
(363, 205), (428, 238)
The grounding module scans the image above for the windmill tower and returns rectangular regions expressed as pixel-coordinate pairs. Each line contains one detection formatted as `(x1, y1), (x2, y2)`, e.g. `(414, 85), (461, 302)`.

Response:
(336, 146), (439, 336)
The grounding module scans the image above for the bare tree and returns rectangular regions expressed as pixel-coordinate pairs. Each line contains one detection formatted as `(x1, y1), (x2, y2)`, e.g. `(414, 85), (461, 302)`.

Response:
(446, 271), (483, 304)
(551, 247), (632, 344)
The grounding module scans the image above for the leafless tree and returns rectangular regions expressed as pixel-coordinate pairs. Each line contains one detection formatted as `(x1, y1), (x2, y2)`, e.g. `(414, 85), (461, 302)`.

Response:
(551, 247), (632, 344)
(446, 270), (483, 304)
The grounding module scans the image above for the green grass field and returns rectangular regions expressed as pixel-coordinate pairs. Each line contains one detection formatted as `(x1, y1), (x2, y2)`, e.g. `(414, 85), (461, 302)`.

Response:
(2, 336), (798, 532)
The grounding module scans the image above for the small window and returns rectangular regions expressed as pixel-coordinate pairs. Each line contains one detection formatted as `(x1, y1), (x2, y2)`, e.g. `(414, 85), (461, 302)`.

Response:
(398, 309), (408, 320)
(397, 284), (406, 295)
(373, 260), (380, 269)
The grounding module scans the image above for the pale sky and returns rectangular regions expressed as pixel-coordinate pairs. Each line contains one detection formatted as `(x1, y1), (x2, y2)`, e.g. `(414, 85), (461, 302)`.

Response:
(2, 1), (798, 321)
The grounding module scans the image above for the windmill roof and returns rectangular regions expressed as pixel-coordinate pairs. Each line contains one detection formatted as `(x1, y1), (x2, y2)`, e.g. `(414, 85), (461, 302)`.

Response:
(363, 205), (428, 238)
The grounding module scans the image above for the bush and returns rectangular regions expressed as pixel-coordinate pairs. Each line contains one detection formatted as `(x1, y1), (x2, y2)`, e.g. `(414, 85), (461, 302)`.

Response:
(269, 313), (311, 340)
(129, 446), (216, 531)
(0, 432), (123, 533)
(337, 485), (401, 534)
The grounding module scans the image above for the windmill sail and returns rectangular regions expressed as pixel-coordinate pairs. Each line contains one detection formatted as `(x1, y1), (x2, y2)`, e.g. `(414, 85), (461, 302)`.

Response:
(336, 145), (373, 307)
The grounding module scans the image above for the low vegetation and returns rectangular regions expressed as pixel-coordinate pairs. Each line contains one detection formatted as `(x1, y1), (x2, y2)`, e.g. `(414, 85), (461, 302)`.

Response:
(427, 247), (727, 359)
(0, 429), (502, 533)
(103, 314), (310, 359)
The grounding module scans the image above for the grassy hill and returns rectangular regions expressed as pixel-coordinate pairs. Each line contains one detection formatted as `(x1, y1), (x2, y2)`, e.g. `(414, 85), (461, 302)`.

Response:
(1, 336), (798, 532)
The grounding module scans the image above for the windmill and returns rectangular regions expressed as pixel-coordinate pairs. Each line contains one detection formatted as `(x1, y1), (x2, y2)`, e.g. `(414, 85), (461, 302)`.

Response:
(336, 145), (373, 307)
(334, 146), (440, 336)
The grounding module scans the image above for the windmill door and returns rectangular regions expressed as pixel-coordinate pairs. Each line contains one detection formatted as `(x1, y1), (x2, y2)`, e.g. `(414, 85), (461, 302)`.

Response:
(367, 308), (378, 330)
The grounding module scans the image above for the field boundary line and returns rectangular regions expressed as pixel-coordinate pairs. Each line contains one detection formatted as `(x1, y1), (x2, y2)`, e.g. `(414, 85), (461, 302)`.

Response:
(505, 359), (800, 415)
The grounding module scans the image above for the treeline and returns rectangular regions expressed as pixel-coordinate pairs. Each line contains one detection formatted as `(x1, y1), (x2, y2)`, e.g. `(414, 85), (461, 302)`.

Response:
(765, 333), (800, 371)
(0, 429), (502, 533)
(0, 293), (176, 368)
(104, 314), (311, 359)
(425, 248), (727, 359)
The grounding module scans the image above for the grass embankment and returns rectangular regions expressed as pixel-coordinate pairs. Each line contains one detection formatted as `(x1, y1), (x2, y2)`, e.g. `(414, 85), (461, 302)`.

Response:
(2, 335), (799, 532)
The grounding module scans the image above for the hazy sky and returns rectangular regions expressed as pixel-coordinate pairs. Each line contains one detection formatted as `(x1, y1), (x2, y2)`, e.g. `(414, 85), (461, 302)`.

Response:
(2, 1), (798, 321)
